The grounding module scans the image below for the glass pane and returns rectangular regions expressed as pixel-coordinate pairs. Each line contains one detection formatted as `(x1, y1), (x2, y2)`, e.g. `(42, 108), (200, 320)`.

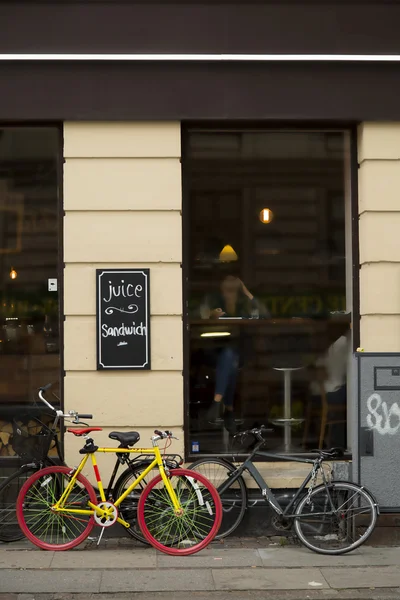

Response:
(0, 127), (60, 460)
(185, 129), (350, 455)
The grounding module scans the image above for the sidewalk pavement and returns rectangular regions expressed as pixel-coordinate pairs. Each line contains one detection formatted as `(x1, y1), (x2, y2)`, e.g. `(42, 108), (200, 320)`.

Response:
(2, 538), (400, 599)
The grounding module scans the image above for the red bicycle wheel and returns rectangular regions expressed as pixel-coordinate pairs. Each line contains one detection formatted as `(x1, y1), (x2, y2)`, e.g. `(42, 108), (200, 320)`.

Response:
(17, 465), (97, 551)
(137, 468), (222, 555)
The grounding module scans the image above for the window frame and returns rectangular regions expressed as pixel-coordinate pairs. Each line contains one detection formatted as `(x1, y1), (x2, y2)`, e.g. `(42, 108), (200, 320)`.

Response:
(182, 122), (359, 462)
(0, 121), (64, 467)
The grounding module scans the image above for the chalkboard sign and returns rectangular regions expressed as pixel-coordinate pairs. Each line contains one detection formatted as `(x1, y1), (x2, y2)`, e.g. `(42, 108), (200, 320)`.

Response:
(96, 269), (150, 370)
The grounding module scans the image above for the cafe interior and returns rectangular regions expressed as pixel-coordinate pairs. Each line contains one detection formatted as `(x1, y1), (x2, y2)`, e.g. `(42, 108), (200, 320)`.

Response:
(0, 127), (60, 460)
(185, 128), (352, 456)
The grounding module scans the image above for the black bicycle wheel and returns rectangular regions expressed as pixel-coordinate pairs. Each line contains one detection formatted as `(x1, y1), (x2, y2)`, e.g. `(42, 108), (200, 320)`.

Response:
(188, 457), (247, 539)
(0, 466), (39, 542)
(294, 481), (378, 555)
(114, 461), (177, 545)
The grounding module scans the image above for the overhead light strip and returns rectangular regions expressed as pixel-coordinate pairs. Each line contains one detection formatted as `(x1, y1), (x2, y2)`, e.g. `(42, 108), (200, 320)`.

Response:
(0, 54), (400, 62)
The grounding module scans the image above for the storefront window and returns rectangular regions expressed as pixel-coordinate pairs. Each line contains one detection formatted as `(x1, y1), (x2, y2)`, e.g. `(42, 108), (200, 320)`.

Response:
(0, 127), (60, 462)
(185, 128), (351, 456)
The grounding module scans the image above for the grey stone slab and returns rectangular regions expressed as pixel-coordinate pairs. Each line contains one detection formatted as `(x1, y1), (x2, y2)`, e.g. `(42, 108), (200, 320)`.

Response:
(259, 547), (400, 568)
(212, 567), (329, 590)
(157, 547), (262, 568)
(50, 549), (156, 569)
(0, 541), (36, 551)
(6, 588), (400, 600)
(321, 566), (400, 589)
(0, 550), (54, 569)
(0, 569), (101, 594)
(6, 593), (400, 600)
(99, 568), (215, 592)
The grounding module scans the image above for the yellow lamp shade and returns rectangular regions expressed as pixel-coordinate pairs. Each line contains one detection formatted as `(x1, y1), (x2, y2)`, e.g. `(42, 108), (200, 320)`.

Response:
(219, 244), (238, 262)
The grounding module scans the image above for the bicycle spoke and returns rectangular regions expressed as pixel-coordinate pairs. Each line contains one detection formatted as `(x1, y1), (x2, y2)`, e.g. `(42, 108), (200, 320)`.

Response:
(187, 459), (246, 540)
(139, 470), (221, 553)
(18, 467), (96, 550)
(295, 482), (377, 554)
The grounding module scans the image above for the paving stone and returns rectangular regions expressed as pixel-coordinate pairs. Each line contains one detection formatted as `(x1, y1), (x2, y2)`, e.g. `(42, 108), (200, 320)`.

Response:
(51, 549), (156, 569)
(0, 550), (53, 569)
(321, 566), (400, 589)
(99, 568), (214, 592)
(0, 570), (101, 594)
(259, 547), (400, 568)
(212, 567), (329, 590)
(157, 547), (262, 568)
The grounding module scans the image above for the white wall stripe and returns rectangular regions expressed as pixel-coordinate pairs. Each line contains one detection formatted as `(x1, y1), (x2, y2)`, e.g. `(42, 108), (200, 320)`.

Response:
(1, 53), (400, 62)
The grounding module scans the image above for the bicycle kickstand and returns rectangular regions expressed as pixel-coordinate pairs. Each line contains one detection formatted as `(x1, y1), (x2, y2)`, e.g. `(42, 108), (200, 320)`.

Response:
(97, 527), (106, 547)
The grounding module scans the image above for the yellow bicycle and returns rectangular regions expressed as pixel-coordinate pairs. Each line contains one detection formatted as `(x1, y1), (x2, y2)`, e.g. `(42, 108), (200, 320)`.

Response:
(16, 386), (222, 555)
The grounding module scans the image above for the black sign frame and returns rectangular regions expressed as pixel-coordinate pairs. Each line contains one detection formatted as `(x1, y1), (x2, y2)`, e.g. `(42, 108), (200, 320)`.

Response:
(96, 269), (151, 371)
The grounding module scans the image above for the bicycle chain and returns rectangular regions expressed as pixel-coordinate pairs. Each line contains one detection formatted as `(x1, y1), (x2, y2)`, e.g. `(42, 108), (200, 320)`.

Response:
(306, 462), (318, 505)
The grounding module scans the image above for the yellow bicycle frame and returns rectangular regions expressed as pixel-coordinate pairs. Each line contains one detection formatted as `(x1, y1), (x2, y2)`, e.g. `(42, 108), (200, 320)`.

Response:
(52, 446), (181, 527)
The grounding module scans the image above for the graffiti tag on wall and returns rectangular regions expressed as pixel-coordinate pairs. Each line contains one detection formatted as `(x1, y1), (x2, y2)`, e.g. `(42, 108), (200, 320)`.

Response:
(367, 393), (400, 435)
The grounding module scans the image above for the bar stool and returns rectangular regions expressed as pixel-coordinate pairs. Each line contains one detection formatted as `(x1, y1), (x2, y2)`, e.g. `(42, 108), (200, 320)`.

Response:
(272, 367), (304, 453)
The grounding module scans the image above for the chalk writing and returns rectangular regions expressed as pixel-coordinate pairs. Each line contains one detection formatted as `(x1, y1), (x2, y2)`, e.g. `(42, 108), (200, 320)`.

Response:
(101, 322), (147, 338)
(366, 393), (400, 435)
(104, 304), (138, 316)
(97, 269), (150, 370)
(103, 281), (143, 303)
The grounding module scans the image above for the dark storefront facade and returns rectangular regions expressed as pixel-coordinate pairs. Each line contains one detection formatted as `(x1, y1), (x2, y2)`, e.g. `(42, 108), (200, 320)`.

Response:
(0, 1), (400, 505)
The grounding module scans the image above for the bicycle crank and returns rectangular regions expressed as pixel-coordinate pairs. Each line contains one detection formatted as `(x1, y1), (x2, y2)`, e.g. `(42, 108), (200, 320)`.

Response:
(93, 501), (118, 527)
(271, 514), (292, 532)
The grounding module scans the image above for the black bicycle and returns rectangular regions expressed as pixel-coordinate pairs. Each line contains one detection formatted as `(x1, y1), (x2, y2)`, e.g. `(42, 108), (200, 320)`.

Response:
(0, 384), (183, 544)
(188, 427), (379, 555)
(0, 385), (66, 543)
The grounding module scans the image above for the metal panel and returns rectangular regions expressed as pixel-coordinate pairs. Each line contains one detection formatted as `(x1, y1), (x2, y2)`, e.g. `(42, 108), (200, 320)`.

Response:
(355, 353), (400, 511)
(2, 2), (400, 55)
(2, 62), (400, 121)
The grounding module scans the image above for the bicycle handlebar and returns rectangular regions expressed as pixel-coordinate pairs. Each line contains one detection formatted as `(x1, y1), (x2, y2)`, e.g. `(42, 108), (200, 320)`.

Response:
(233, 426), (273, 443)
(153, 429), (178, 441)
(38, 388), (59, 413)
(38, 385), (92, 423)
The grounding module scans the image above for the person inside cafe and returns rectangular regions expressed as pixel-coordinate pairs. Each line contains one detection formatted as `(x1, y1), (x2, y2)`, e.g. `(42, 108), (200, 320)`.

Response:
(200, 273), (262, 433)
(307, 326), (351, 449)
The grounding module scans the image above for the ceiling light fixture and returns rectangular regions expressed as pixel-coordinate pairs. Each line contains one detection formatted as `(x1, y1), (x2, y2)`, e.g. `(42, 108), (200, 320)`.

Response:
(219, 244), (238, 262)
(259, 208), (274, 224)
(200, 332), (231, 338)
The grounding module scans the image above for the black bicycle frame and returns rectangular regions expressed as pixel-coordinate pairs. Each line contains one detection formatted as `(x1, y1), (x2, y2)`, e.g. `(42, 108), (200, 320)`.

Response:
(105, 453), (183, 499)
(218, 442), (321, 517)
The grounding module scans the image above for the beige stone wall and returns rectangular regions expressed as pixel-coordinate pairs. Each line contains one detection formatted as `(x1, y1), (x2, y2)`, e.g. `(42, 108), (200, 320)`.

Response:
(358, 123), (400, 351)
(63, 122), (183, 479)
(62, 121), (328, 489)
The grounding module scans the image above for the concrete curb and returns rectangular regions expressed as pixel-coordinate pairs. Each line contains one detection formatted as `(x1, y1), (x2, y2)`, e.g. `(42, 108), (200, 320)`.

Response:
(2, 544), (400, 596)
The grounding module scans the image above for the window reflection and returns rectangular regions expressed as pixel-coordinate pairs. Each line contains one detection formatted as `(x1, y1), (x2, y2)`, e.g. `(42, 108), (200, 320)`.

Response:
(0, 128), (60, 460)
(185, 129), (350, 455)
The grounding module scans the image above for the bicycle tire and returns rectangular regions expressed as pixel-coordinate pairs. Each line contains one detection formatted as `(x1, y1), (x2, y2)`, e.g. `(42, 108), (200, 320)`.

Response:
(137, 468), (222, 555)
(294, 480), (378, 555)
(0, 465), (39, 542)
(114, 460), (179, 545)
(16, 465), (97, 551)
(188, 457), (247, 539)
